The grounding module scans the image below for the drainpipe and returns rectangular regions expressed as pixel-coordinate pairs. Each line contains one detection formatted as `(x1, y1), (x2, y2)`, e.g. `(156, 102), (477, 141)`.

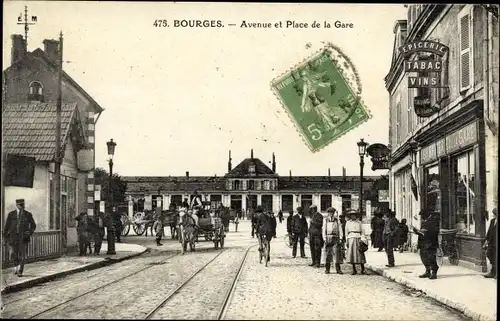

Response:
(484, 9), (490, 126)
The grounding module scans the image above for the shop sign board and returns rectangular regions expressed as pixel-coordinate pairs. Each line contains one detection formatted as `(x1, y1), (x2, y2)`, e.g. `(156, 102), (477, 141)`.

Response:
(419, 122), (478, 164)
(398, 40), (449, 118)
(366, 143), (391, 171)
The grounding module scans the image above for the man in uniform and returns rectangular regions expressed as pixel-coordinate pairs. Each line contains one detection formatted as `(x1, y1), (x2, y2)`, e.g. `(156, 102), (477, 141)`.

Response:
(3, 199), (37, 276)
(309, 205), (324, 268)
(291, 206), (308, 258)
(155, 206), (164, 246)
(413, 207), (440, 279)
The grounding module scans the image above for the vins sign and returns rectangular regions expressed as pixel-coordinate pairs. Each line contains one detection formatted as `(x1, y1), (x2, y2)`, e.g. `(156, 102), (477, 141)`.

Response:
(398, 40), (450, 118)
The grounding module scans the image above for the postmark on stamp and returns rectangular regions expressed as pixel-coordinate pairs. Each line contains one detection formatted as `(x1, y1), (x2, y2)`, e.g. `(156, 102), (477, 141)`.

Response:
(271, 44), (371, 152)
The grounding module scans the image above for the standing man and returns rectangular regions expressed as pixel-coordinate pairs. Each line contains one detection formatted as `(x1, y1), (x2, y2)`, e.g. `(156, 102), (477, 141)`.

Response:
(323, 207), (344, 274)
(383, 210), (398, 267)
(155, 206), (164, 246)
(308, 205), (324, 268)
(112, 210), (123, 243)
(291, 207), (308, 258)
(483, 208), (497, 278)
(3, 199), (37, 276)
(413, 207), (440, 279)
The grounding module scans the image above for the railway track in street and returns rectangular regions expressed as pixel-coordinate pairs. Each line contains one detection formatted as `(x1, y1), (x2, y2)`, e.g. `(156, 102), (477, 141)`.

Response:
(144, 245), (255, 320)
(26, 252), (182, 319)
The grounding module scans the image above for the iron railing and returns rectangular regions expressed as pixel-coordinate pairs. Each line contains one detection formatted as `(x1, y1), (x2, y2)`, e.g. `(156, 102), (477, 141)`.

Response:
(2, 230), (62, 268)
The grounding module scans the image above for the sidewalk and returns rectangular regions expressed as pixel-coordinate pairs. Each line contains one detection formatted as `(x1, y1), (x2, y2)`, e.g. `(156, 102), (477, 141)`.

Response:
(364, 248), (497, 321)
(1, 242), (148, 295)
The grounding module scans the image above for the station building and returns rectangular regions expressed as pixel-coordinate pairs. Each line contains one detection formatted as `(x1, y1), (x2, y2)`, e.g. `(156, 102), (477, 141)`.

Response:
(122, 150), (381, 217)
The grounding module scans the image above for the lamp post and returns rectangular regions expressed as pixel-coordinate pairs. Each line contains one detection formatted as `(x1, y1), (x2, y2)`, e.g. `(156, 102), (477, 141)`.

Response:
(106, 139), (117, 255)
(357, 138), (369, 215)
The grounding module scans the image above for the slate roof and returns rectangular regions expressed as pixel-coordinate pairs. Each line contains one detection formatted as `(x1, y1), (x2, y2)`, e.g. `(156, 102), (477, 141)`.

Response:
(5, 49), (104, 114)
(226, 158), (277, 178)
(2, 101), (80, 161)
(123, 176), (227, 194)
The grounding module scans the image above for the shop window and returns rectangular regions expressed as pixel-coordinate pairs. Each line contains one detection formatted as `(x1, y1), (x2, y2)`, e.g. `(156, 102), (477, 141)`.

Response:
(320, 194), (332, 212)
(424, 165), (441, 215)
(452, 151), (476, 235)
(281, 195), (294, 212)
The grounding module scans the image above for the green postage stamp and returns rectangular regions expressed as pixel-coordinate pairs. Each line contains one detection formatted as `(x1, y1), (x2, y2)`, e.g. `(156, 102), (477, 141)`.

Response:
(271, 46), (371, 152)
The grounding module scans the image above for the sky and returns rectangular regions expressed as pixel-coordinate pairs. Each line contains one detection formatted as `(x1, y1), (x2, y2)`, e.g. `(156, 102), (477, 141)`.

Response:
(3, 2), (406, 177)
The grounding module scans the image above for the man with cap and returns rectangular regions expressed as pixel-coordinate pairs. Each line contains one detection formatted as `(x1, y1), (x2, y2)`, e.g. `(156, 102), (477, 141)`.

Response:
(291, 206), (308, 258)
(3, 199), (37, 276)
(413, 206), (440, 279)
(309, 205), (324, 268)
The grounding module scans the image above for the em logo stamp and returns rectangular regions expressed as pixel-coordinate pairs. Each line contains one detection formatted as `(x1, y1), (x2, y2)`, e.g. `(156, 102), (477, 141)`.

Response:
(271, 43), (371, 152)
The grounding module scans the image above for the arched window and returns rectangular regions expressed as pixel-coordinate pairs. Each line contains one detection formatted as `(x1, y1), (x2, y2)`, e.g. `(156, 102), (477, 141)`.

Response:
(29, 81), (43, 95)
(28, 81), (44, 101)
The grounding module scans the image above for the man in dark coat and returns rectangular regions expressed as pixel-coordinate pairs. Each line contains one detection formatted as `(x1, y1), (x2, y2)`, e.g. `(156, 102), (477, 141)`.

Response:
(483, 208), (497, 278)
(277, 210), (284, 223)
(3, 199), (37, 276)
(383, 210), (398, 267)
(413, 207), (440, 279)
(309, 205), (324, 268)
(291, 207), (308, 258)
(111, 210), (123, 243)
(370, 212), (385, 251)
(257, 207), (277, 262)
(155, 206), (165, 246)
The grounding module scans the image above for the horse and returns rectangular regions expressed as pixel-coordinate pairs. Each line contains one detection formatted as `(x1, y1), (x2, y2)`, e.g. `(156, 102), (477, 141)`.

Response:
(178, 210), (197, 254)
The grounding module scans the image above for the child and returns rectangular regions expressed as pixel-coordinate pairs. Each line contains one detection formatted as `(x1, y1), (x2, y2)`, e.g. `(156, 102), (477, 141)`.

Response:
(397, 218), (409, 253)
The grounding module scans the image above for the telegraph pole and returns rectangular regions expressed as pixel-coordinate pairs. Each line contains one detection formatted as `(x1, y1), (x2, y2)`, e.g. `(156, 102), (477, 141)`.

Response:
(55, 32), (64, 253)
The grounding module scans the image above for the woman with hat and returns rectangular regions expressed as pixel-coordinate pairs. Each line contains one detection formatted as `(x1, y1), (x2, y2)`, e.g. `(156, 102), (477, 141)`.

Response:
(323, 207), (344, 274)
(344, 209), (367, 275)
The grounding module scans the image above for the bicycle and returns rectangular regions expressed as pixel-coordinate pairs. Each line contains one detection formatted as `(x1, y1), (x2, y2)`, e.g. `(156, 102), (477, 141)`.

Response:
(283, 234), (309, 248)
(436, 229), (460, 266)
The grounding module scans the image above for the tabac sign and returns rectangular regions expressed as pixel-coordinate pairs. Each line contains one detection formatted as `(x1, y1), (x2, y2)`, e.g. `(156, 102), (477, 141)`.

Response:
(398, 40), (450, 117)
(366, 143), (391, 171)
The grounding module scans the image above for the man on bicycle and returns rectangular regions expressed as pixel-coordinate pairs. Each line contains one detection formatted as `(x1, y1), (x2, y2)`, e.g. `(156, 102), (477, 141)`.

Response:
(256, 206), (277, 262)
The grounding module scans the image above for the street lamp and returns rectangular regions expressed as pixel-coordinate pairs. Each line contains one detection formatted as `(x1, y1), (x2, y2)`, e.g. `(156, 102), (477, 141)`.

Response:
(106, 138), (117, 255)
(357, 138), (369, 215)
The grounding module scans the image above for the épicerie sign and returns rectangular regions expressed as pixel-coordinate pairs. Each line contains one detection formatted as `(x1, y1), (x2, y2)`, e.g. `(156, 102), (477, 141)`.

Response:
(398, 40), (450, 118)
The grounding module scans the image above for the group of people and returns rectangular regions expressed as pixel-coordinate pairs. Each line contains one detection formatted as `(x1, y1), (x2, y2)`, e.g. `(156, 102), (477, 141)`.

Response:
(75, 210), (122, 256)
(286, 205), (368, 275)
(370, 209), (409, 268)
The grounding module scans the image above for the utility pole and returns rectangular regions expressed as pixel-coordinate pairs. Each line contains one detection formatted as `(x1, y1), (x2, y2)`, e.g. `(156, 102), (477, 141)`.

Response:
(55, 31), (63, 254)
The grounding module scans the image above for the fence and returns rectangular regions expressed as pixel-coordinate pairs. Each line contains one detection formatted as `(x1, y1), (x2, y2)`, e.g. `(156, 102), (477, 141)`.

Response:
(2, 230), (62, 268)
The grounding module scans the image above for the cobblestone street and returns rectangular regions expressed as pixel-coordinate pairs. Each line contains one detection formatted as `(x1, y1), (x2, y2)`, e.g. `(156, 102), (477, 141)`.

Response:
(1, 221), (471, 320)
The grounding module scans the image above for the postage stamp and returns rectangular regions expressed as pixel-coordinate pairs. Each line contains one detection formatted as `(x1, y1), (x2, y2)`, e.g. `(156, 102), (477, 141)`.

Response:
(271, 46), (371, 152)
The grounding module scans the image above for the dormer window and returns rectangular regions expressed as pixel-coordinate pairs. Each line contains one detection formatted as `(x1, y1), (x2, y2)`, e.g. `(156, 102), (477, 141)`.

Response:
(28, 81), (44, 102)
(248, 165), (255, 173)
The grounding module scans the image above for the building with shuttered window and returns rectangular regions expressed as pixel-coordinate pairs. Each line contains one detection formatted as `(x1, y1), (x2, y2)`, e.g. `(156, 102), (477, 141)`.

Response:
(122, 150), (382, 217)
(385, 5), (499, 271)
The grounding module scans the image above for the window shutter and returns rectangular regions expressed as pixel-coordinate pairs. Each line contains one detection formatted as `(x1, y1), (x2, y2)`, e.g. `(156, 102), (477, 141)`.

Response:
(458, 6), (473, 92)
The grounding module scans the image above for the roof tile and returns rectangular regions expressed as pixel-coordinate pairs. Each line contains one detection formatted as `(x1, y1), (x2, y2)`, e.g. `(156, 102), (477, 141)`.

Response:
(2, 101), (78, 161)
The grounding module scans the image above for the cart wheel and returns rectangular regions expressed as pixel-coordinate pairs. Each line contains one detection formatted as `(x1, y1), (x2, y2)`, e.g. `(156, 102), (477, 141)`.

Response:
(121, 223), (130, 236)
(133, 224), (145, 236)
(121, 214), (130, 236)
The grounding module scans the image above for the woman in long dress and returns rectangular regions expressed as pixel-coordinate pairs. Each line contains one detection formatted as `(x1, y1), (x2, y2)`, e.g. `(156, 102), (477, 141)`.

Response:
(323, 207), (344, 274)
(345, 209), (367, 275)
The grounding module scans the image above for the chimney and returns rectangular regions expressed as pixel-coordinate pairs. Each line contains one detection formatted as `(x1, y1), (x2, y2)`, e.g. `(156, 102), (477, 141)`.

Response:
(342, 167), (347, 181)
(228, 150), (232, 171)
(328, 168), (331, 180)
(43, 39), (60, 62)
(251, 149), (254, 159)
(272, 153), (276, 172)
(186, 171), (189, 178)
(289, 170), (292, 180)
(11, 35), (26, 64)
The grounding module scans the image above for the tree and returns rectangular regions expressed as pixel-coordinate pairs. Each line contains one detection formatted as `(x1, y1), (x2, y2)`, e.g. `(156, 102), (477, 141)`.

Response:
(94, 167), (127, 207)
